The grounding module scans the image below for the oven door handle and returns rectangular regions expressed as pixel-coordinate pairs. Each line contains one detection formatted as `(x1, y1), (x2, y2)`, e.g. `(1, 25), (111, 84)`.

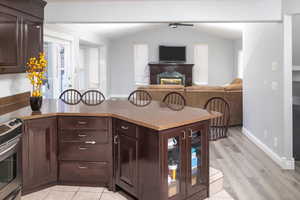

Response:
(0, 142), (19, 157)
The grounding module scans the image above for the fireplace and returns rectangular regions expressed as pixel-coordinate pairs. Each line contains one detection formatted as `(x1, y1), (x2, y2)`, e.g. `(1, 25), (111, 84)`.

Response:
(149, 63), (193, 86)
(159, 78), (183, 85)
(157, 70), (185, 85)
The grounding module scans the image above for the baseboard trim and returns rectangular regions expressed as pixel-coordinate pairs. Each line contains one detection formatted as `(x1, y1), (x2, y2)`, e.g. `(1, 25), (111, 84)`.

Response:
(242, 127), (295, 170)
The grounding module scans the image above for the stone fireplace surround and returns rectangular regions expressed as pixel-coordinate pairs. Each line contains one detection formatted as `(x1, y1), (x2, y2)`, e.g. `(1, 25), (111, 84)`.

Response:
(148, 63), (194, 86)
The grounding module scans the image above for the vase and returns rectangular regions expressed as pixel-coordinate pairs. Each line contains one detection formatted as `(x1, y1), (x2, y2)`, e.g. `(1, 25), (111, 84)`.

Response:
(30, 96), (43, 112)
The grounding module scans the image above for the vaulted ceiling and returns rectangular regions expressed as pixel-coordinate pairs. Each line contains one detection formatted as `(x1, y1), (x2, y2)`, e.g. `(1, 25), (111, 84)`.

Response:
(46, 23), (243, 40)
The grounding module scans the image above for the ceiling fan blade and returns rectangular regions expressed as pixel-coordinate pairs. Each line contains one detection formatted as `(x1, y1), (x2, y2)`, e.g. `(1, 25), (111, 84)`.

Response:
(169, 23), (194, 28)
(178, 23), (194, 27)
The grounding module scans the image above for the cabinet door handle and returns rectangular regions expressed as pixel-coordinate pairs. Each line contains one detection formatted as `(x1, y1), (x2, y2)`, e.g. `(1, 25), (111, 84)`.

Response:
(78, 147), (88, 150)
(189, 129), (193, 138)
(85, 141), (96, 144)
(114, 135), (119, 144)
(182, 130), (186, 140)
(77, 121), (87, 125)
(121, 126), (129, 130)
(78, 134), (87, 137)
(78, 166), (88, 169)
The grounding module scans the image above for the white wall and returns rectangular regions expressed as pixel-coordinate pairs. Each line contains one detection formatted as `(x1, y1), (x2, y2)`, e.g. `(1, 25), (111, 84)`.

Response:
(283, 0), (300, 14)
(243, 22), (294, 169)
(233, 39), (243, 78)
(0, 74), (30, 98)
(108, 26), (237, 96)
(45, 0), (282, 23)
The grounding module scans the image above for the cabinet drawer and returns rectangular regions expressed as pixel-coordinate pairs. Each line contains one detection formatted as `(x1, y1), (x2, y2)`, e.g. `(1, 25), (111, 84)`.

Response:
(60, 129), (109, 144)
(59, 142), (109, 161)
(59, 161), (109, 184)
(59, 117), (108, 130)
(115, 119), (137, 138)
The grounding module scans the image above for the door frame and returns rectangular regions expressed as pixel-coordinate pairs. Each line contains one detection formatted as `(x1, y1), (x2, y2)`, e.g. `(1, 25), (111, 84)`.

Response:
(283, 14), (295, 169)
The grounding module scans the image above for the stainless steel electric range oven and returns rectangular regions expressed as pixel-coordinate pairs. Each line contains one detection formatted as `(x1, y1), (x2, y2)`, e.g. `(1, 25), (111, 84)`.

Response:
(0, 119), (22, 200)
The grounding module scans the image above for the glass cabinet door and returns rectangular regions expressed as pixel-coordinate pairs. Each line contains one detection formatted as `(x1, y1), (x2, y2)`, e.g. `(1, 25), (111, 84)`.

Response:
(165, 130), (185, 200)
(186, 125), (209, 196)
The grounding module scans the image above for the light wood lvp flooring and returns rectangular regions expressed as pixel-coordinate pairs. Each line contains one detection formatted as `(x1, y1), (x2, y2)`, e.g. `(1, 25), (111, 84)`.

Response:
(210, 127), (300, 200)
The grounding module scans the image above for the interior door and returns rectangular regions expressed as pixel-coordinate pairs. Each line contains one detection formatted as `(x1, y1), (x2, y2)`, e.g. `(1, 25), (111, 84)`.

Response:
(186, 122), (209, 197)
(22, 117), (58, 192)
(0, 8), (22, 73)
(115, 133), (138, 197)
(162, 128), (186, 200)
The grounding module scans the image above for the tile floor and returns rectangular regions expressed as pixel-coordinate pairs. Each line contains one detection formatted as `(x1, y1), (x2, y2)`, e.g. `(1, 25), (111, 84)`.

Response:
(21, 185), (234, 200)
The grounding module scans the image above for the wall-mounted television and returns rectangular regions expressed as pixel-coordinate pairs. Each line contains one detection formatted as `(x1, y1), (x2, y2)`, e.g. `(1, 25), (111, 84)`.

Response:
(159, 45), (186, 63)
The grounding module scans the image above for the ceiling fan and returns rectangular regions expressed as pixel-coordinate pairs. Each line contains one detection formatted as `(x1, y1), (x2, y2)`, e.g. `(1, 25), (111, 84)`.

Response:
(169, 23), (194, 28)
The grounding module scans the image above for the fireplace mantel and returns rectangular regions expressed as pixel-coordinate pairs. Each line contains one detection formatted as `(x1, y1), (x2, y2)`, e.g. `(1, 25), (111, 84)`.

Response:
(149, 63), (194, 86)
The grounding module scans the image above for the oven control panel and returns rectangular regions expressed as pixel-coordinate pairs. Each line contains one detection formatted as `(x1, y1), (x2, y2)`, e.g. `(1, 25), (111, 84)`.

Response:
(0, 124), (10, 135)
(0, 118), (22, 145)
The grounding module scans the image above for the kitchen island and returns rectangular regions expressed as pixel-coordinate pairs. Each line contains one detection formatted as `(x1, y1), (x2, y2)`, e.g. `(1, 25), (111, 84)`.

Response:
(4, 99), (219, 200)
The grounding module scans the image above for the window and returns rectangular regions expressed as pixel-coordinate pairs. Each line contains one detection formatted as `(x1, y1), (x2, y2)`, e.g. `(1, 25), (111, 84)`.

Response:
(194, 44), (208, 85)
(134, 44), (149, 85)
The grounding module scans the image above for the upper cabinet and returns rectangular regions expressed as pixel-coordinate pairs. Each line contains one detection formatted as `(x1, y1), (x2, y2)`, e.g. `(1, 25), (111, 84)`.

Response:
(0, 7), (21, 73)
(0, 0), (46, 74)
(23, 17), (43, 63)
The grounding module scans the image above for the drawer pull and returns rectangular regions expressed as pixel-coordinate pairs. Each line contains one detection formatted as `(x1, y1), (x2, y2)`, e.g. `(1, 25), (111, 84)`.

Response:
(77, 121), (87, 125)
(114, 135), (119, 144)
(182, 130), (186, 140)
(85, 141), (96, 145)
(121, 126), (129, 130)
(78, 134), (87, 137)
(78, 166), (88, 169)
(78, 147), (88, 150)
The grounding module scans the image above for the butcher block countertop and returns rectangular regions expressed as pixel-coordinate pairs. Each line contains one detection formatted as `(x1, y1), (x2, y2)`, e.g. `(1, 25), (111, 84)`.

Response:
(1, 99), (220, 131)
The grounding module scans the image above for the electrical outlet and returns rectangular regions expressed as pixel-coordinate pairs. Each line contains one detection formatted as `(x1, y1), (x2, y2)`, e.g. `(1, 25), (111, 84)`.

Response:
(264, 130), (268, 139)
(274, 137), (278, 147)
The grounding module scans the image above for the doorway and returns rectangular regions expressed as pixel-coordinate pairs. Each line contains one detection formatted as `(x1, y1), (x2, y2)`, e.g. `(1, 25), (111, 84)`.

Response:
(43, 37), (72, 99)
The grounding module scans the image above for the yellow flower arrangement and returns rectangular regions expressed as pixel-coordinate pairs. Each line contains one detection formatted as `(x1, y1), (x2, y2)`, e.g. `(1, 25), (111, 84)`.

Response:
(26, 52), (47, 97)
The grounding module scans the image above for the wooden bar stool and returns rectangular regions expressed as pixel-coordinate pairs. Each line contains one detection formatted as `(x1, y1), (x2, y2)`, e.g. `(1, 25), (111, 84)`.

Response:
(204, 97), (230, 141)
(162, 92), (186, 111)
(81, 90), (105, 105)
(128, 90), (152, 107)
(59, 89), (82, 105)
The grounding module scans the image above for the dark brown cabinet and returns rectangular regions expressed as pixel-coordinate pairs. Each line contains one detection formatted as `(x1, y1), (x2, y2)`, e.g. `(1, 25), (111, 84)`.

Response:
(185, 124), (209, 198)
(162, 123), (209, 200)
(0, 7), (21, 73)
(21, 115), (209, 200)
(58, 117), (113, 188)
(22, 117), (58, 194)
(114, 119), (209, 200)
(114, 120), (139, 197)
(23, 18), (43, 63)
(162, 127), (186, 200)
(0, 0), (46, 74)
